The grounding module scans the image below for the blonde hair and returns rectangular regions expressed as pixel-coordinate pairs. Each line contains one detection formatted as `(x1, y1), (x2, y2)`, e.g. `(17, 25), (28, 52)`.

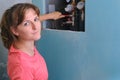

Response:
(0, 3), (40, 49)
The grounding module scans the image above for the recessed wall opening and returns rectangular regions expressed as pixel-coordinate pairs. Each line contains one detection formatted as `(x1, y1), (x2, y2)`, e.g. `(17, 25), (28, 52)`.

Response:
(45, 0), (85, 32)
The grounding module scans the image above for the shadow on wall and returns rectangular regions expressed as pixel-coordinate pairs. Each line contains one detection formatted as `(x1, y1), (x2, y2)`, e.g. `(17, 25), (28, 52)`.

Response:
(0, 63), (9, 80)
(0, 41), (8, 62)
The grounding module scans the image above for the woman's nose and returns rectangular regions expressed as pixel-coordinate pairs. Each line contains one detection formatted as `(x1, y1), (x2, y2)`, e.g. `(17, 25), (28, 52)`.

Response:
(31, 21), (37, 30)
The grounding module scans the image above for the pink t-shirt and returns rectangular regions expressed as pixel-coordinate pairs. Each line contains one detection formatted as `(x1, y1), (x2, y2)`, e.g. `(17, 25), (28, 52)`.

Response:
(7, 45), (48, 80)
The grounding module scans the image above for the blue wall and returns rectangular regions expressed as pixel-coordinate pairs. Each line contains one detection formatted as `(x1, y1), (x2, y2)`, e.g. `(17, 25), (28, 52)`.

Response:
(36, 30), (86, 80)
(86, 0), (120, 80)
(33, 0), (120, 80)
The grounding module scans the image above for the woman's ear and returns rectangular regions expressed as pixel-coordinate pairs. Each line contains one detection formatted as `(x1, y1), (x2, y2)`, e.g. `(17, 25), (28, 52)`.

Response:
(10, 27), (19, 36)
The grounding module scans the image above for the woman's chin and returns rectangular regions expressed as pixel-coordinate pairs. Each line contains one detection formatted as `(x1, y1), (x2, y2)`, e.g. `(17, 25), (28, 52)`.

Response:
(37, 35), (41, 40)
(33, 35), (41, 41)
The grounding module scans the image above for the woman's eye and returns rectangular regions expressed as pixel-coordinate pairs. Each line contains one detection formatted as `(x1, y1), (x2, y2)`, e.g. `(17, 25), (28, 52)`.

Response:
(23, 21), (30, 26)
(34, 17), (39, 22)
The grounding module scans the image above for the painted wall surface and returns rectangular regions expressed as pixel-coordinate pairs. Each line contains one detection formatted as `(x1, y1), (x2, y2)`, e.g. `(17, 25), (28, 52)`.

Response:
(86, 0), (120, 80)
(36, 30), (86, 80)
(33, 0), (120, 80)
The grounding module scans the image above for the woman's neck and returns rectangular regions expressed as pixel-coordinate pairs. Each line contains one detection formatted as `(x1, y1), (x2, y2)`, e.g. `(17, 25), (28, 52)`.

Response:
(13, 40), (35, 56)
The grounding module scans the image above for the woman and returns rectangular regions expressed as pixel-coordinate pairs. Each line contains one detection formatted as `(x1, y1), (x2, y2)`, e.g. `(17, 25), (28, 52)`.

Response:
(0, 3), (64, 80)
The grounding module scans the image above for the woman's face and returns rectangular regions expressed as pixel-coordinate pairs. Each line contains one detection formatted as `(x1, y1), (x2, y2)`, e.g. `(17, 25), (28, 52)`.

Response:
(12, 8), (41, 41)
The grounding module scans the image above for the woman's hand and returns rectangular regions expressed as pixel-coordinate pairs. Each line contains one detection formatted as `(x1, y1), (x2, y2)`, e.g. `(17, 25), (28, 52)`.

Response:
(40, 11), (65, 21)
(48, 11), (65, 20)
